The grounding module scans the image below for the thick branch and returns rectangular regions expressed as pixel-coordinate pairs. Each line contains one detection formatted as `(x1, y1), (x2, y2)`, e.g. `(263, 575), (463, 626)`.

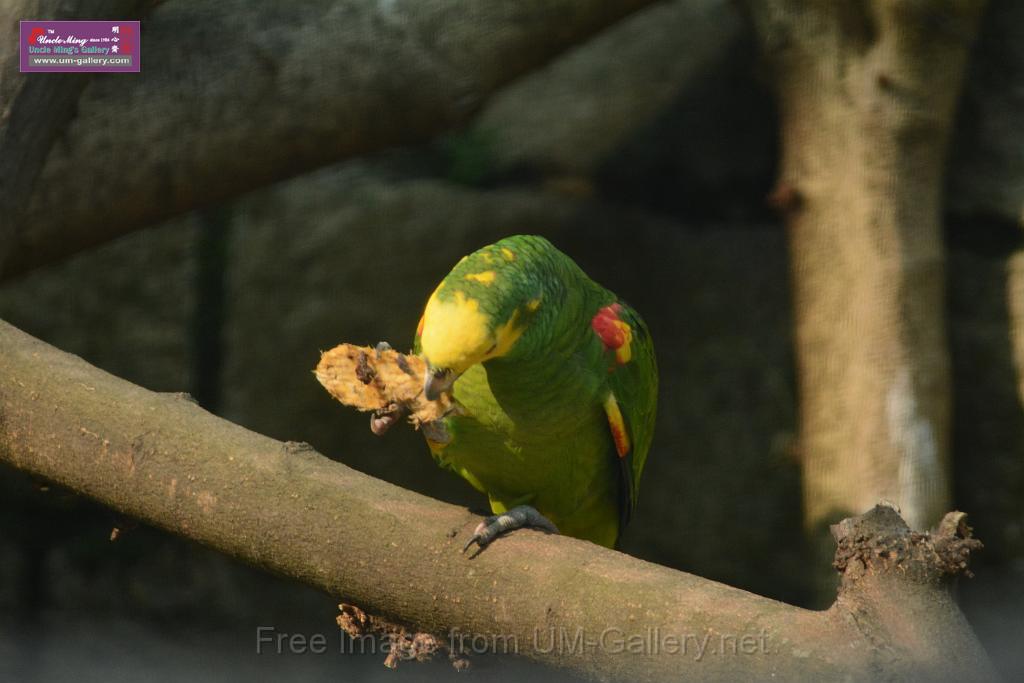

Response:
(0, 319), (997, 681)
(1, 0), (657, 281)
(470, 0), (742, 176)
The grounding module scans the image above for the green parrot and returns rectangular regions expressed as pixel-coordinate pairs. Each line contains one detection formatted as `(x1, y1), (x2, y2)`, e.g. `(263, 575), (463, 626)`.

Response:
(413, 235), (657, 550)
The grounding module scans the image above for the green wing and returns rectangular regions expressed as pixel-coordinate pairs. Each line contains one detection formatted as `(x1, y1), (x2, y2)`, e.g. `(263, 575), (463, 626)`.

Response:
(596, 299), (658, 528)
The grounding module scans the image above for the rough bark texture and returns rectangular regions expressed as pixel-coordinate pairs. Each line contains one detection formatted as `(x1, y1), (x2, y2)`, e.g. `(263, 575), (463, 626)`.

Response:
(0, 0), (151, 276)
(0, 0), (658, 281)
(0, 320), (997, 681)
(745, 0), (987, 595)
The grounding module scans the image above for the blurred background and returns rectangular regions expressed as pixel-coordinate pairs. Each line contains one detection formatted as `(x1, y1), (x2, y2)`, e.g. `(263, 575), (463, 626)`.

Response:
(1, 0), (1021, 681)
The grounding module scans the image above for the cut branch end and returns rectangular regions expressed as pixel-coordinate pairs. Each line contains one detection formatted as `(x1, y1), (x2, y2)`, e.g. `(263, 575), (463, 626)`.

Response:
(831, 503), (983, 587)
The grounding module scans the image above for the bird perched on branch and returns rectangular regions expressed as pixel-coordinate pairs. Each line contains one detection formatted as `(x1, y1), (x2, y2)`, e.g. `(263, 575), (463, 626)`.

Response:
(414, 235), (657, 550)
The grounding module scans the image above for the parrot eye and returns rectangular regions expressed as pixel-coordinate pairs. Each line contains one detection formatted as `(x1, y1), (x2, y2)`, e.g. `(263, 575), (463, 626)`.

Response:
(484, 343), (497, 355)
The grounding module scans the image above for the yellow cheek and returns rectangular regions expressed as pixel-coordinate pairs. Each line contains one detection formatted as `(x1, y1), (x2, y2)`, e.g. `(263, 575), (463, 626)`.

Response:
(420, 289), (492, 372)
(485, 308), (524, 361)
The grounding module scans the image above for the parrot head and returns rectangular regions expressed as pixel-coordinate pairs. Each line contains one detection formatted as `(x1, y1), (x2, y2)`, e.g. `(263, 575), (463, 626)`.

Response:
(419, 238), (551, 400)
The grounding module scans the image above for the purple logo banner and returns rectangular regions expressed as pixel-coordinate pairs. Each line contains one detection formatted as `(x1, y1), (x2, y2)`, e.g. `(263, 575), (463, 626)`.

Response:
(20, 20), (140, 73)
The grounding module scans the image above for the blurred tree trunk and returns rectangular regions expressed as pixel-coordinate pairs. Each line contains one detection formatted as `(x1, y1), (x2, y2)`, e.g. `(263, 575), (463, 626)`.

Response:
(0, 0), (658, 281)
(744, 0), (987, 599)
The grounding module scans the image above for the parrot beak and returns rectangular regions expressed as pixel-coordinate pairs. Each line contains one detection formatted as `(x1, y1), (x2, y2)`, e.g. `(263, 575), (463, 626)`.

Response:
(424, 366), (456, 401)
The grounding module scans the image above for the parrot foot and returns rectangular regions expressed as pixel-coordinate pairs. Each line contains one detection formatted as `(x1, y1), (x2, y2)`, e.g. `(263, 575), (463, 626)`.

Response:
(462, 505), (559, 553)
(370, 402), (406, 436)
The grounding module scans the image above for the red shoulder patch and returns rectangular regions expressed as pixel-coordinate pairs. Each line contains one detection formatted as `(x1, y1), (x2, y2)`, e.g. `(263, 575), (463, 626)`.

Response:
(591, 304), (633, 364)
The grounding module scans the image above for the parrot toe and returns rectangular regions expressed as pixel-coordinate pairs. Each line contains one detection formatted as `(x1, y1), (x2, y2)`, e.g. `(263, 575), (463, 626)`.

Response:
(462, 505), (559, 553)
(369, 402), (406, 435)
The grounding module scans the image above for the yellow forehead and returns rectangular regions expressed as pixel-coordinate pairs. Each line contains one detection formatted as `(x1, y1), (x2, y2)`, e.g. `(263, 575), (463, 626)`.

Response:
(464, 270), (496, 284)
(420, 288), (492, 372)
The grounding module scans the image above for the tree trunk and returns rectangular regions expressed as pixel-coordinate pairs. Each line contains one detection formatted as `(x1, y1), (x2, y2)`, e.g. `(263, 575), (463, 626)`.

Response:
(745, 0), (987, 598)
(0, 319), (997, 681)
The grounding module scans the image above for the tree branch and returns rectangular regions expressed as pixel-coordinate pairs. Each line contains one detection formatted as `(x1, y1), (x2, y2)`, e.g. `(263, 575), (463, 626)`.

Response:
(0, 0), (658, 281)
(0, 319), (997, 681)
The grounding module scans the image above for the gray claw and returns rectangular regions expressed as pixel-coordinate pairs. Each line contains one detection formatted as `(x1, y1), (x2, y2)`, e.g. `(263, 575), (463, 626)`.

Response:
(462, 505), (559, 552)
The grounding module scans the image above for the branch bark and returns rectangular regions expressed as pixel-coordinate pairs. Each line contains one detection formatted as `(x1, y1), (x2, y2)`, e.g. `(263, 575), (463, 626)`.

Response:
(0, 319), (997, 681)
(744, 0), (988, 594)
(0, 0), (658, 281)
